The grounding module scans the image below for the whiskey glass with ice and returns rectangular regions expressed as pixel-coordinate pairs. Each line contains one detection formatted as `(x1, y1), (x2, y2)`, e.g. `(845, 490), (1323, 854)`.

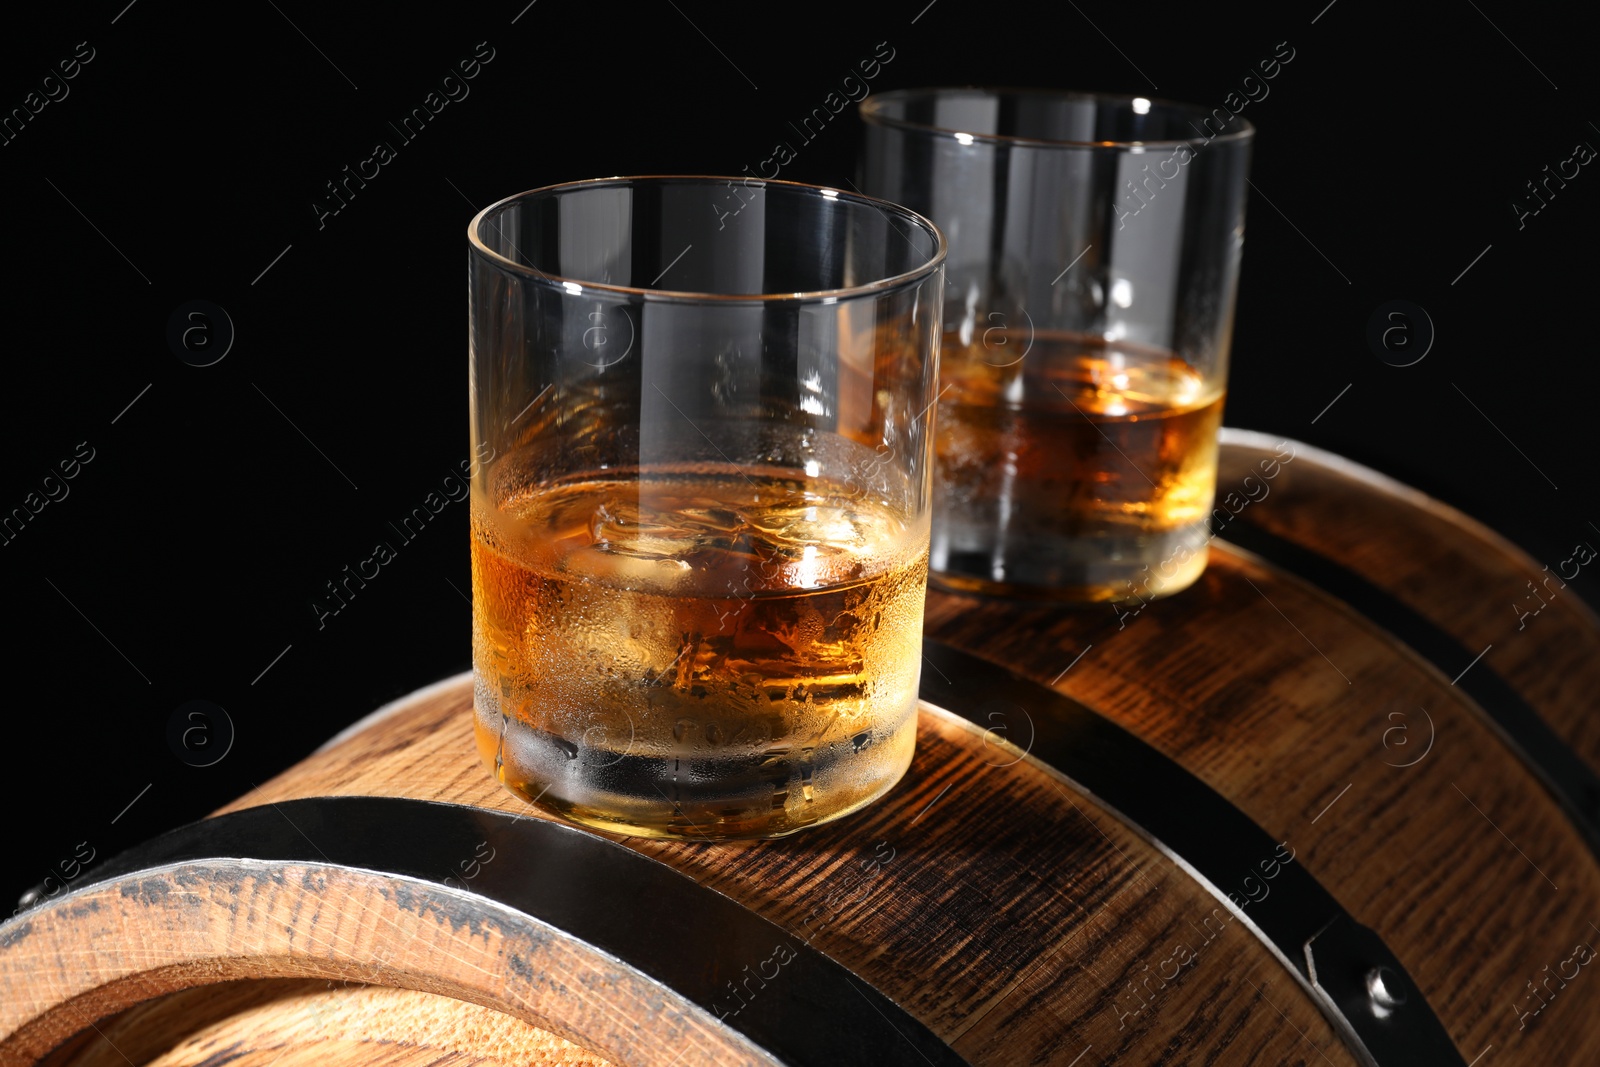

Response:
(862, 90), (1253, 602)
(467, 177), (945, 838)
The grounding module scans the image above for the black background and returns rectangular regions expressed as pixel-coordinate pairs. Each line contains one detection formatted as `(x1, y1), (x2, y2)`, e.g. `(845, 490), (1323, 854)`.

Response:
(1, 0), (1593, 908)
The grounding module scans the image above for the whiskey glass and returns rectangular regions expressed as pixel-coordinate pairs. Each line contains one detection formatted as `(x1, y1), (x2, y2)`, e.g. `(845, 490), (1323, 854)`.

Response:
(861, 90), (1253, 602)
(468, 177), (945, 839)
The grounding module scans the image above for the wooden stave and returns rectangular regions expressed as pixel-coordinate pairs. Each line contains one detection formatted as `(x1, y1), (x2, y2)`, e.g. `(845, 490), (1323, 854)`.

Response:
(922, 556), (1600, 1064)
(915, 640), (1462, 1064)
(20, 793), (961, 1067)
(5, 434), (1600, 1064)
(1215, 428), (1600, 795)
(0, 852), (769, 1067)
(4, 683), (1363, 1067)
(39, 980), (611, 1067)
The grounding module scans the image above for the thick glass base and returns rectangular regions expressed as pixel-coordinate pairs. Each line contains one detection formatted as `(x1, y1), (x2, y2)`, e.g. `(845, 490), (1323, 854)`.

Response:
(930, 521), (1211, 604)
(473, 683), (918, 840)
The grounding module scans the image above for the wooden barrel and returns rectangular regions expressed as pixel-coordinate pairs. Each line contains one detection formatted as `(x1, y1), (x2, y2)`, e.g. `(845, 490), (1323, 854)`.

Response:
(5, 429), (1599, 1067)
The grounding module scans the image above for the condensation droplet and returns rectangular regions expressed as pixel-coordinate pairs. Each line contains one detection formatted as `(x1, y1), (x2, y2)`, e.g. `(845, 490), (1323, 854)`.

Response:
(496, 712), (508, 778)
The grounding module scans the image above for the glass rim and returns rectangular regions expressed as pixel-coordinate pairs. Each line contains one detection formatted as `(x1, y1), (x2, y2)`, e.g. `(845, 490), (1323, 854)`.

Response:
(467, 175), (948, 304)
(859, 87), (1256, 150)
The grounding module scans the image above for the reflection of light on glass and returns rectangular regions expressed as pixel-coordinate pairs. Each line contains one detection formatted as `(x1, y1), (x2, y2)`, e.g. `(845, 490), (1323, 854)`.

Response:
(1174, 372), (1202, 406)
(797, 544), (820, 587)
(1112, 372), (1130, 390)
(1105, 322), (1126, 341)
(804, 459), (821, 477)
(563, 281), (583, 295)
(1105, 401), (1128, 416)
(1132, 97), (1152, 115)
(803, 371), (822, 393)
(1111, 278), (1133, 308)
(958, 279), (980, 347)
(955, 132), (975, 146)
(800, 395), (827, 416)
(820, 188), (839, 199)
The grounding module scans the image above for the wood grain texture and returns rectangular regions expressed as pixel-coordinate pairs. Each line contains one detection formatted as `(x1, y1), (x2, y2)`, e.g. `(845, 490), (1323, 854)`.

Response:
(0, 854), (762, 1067)
(3, 687), (1359, 1067)
(924, 547), (1600, 1066)
(40, 981), (610, 1067)
(1218, 433), (1600, 774)
(225, 693), (1361, 1066)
